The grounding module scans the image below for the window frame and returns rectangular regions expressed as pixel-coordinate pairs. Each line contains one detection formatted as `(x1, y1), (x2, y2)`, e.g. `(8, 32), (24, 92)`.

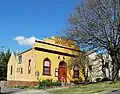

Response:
(43, 58), (51, 76)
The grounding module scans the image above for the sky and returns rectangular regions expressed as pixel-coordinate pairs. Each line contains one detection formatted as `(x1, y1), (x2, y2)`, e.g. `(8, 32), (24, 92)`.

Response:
(0, 0), (82, 52)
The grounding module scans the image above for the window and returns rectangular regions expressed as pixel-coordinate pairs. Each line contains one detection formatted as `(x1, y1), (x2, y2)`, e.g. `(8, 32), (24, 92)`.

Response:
(73, 66), (79, 78)
(18, 55), (22, 64)
(28, 67), (31, 74)
(10, 65), (13, 75)
(55, 68), (58, 77)
(28, 59), (31, 66)
(58, 56), (60, 59)
(43, 58), (51, 75)
(19, 68), (20, 72)
(28, 59), (31, 74)
(21, 68), (23, 74)
(17, 68), (19, 73)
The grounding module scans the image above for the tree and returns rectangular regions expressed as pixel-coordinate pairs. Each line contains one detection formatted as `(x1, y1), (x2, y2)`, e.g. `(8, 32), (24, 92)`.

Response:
(66, 0), (120, 80)
(0, 49), (11, 80)
(68, 51), (95, 82)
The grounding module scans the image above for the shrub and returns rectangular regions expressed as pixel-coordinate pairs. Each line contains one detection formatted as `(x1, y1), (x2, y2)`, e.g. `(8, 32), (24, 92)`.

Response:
(38, 79), (61, 89)
(15, 85), (29, 89)
(52, 81), (61, 86)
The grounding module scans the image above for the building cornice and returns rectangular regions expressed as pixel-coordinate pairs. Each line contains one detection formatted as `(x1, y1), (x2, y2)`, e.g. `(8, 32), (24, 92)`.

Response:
(35, 40), (83, 53)
(34, 47), (76, 57)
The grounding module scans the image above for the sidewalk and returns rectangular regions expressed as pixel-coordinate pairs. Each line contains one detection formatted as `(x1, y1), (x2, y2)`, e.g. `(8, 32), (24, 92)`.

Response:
(0, 85), (71, 94)
(13, 86), (72, 94)
(12, 90), (50, 94)
(2, 85), (119, 94)
(98, 88), (119, 94)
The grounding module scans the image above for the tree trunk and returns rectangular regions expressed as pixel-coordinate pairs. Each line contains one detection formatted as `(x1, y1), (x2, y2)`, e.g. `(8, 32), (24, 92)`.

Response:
(112, 62), (119, 81)
(110, 50), (120, 81)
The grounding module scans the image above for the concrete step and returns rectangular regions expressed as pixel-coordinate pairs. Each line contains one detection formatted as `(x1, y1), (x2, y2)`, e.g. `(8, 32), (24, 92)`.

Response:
(61, 83), (74, 87)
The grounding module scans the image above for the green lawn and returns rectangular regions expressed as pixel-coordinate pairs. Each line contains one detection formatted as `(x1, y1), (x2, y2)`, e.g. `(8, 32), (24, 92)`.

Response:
(49, 81), (120, 94)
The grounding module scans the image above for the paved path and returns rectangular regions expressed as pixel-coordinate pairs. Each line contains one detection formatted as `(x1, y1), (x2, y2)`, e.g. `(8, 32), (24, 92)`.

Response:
(1, 87), (27, 94)
(11, 90), (50, 94)
(2, 86), (120, 94)
(0, 86), (70, 94)
(0, 87), (51, 94)
(105, 89), (120, 94)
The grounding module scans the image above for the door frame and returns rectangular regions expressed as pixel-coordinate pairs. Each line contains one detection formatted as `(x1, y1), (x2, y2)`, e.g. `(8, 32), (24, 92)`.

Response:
(58, 61), (67, 82)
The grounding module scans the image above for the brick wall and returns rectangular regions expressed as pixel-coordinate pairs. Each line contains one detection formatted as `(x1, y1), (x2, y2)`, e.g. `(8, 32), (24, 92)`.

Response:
(7, 81), (39, 87)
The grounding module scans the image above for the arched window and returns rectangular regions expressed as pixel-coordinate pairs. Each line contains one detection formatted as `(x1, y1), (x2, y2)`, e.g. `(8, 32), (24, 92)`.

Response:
(43, 58), (51, 75)
(73, 66), (79, 78)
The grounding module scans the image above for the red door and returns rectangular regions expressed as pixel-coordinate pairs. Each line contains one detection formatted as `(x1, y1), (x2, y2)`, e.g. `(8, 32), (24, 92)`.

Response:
(58, 61), (67, 82)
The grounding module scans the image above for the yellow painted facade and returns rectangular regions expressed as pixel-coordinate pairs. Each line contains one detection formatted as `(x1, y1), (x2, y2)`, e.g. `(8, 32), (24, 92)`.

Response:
(7, 49), (36, 81)
(7, 36), (84, 86)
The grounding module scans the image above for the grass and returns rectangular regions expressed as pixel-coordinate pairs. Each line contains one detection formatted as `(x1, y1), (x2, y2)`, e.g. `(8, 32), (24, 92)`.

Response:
(49, 81), (120, 94)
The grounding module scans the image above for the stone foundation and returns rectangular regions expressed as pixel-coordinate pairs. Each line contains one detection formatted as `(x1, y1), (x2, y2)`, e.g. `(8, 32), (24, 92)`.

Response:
(7, 81), (39, 87)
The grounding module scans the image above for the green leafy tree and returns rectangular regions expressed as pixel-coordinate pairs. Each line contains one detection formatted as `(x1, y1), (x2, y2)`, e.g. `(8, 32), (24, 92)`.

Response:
(66, 0), (120, 81)
(0, 49), (11, 80)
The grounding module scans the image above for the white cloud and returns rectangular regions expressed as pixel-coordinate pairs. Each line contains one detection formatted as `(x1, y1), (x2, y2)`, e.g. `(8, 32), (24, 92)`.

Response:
(14, 36), (42, 46)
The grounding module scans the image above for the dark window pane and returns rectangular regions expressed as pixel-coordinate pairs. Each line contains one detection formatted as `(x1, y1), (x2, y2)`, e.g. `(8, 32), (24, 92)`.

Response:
(18, 55), (22, 64)
(29, 59), (31, 66)
(74, 71), (79, 78)
(43, 59), (51, 75)
(44, 67), (50, 75)
(28, 59), (31, 74)
(73, 66), (79, 78)
(21, 68), (23, 74)
(10, 65), (13, 75)
(28, 66), (31, 74)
